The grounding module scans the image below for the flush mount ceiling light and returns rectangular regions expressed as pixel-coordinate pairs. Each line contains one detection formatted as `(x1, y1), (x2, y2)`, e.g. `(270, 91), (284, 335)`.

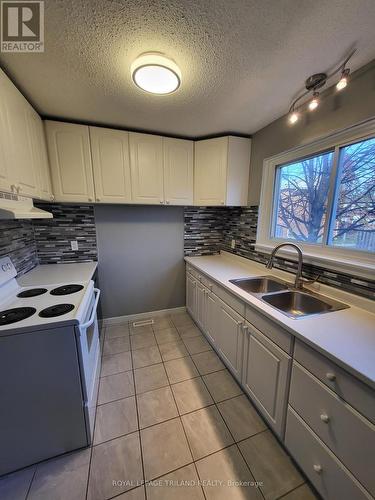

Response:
(287, 49), (356, 125)
(131, 53), (181, 95)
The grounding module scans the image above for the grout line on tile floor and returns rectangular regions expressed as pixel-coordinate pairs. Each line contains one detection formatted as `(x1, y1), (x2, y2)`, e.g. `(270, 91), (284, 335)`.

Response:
(85, 326), (106, 500)
(129, 324), (147, 499)
(152, 325), (207, 500)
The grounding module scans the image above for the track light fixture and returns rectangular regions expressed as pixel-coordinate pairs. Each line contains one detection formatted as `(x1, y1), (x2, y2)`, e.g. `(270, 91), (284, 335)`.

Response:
(287, 49), (356, 125)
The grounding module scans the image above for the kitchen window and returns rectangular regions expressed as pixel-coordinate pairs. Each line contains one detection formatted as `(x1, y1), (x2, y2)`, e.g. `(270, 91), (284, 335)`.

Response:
(256, 119), (375, 278)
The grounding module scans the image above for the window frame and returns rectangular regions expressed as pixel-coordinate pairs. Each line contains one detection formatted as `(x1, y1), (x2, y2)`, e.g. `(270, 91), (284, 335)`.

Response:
(256, 118), (375, 279)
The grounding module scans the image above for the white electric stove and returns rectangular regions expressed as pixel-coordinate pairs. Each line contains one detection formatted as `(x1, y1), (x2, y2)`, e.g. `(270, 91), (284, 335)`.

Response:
(0, 256), (101, 476)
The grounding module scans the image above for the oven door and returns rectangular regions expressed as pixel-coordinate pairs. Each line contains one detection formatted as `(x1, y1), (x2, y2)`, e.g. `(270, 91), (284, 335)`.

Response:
(77, 287), (101, 442)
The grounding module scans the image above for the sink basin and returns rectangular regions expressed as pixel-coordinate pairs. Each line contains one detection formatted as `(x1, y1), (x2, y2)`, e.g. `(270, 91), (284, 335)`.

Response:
(229, 276), (288, 294)
(262, 291), (349, 318)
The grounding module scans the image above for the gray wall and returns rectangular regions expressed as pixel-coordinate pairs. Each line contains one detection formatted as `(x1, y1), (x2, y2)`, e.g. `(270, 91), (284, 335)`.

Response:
(248, 60), (375, 205)
(95, 205), (185, 319)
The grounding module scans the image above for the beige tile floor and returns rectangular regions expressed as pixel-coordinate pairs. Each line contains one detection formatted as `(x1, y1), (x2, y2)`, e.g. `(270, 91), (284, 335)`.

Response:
(0, 311), (319, 500)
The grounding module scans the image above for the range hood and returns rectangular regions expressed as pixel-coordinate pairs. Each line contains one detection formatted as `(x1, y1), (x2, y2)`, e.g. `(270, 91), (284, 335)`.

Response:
(0, 196), (53, 219)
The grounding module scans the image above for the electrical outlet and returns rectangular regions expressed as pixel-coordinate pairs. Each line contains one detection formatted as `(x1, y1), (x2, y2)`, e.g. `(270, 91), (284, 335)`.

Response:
(70, 241), (78, 251)
(231, 239), (236, 249)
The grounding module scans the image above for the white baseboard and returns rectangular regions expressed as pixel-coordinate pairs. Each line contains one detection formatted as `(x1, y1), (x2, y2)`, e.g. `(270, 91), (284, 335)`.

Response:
(102, 306), (187, 326)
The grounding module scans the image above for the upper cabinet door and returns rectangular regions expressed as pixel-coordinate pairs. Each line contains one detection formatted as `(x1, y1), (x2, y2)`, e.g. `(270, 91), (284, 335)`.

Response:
(194, 137), (227, 206)
(27, 110), (53, 201)
(45, 121), (95, 202)
(163, 138), (193, 205)
(3, 91), (39, 198)
(0, 76), (11, 193)
(129, 133), (164, 205)
(90, 127), (131, 203)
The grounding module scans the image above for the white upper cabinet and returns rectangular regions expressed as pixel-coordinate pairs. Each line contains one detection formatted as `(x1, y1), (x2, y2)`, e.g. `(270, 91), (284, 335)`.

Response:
(194, 136), (251, 206)
(0, 70), (39, 198)
(0, 75), (11, 193)
(163, 138), (193, 205)
(90, 127), (131, 203)
(0, 69), (52, 199)
(45, 121), (95, 202)
(28, 110), (53, 201)
(129, 133), (164, 204)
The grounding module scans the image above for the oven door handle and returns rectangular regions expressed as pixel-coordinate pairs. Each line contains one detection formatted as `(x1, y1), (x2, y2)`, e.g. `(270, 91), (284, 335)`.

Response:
(80, 288), (101, 329)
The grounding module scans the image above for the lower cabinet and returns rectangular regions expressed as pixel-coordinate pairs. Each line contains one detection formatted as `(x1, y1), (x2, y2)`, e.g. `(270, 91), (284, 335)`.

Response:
(242, 321), (291, 437)
(215, 298), (244, 381)
(186, 272), (197, 318)
(196, 282), (207, 332)
(205, 290), (219, 346)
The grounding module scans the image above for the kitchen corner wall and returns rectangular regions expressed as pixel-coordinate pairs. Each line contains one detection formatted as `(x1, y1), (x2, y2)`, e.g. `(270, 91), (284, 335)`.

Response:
(94, 205), (185, 318)
(184, 206), (375, 301)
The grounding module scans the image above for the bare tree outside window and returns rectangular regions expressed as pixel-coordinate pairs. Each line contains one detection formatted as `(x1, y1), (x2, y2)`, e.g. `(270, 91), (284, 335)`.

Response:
(273, 136), (375, 252)
(330, 137), (375, 251)
(274, 151), (334, 243)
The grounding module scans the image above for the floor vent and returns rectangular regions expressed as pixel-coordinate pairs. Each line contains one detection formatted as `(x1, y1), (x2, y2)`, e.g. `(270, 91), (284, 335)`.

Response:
(132, 319), (154, 328)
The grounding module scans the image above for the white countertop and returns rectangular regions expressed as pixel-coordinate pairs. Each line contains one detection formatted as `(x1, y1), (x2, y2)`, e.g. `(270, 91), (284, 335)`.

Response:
(18, 262), (98, 287)
(185, 252), (375, 389)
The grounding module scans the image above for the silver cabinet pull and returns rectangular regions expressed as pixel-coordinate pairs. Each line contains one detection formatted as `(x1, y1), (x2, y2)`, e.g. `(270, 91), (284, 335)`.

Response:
(326, 372), (336, 381)
(320, 413), (330, 423)
(96, 197), (101, 202)
(313, 464), (323, 474)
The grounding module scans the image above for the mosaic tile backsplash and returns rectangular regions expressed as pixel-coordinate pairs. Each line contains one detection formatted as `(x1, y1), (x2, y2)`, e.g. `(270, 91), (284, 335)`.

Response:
(0, 220), (38, 275)
(33, 203), (97, 264)
(0, 203), (97, 276)
(184, 206), (375, 300)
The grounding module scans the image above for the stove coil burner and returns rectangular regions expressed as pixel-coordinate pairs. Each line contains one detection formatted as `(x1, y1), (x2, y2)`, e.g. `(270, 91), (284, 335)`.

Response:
(0, 307), (36, 325)
(50, 284), (84, 296)
(39, 304), (75, 318)
(17, 288), (48, 298)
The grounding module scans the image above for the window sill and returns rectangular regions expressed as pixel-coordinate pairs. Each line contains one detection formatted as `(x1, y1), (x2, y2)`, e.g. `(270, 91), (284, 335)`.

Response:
(255, 243), (375, 280)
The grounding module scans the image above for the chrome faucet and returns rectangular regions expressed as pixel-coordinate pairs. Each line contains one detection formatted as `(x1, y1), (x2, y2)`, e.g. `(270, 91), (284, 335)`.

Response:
(266, 243), (304, 289)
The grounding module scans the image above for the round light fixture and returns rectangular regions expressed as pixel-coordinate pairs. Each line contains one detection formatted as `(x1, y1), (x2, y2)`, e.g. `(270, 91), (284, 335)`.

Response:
(131, 53), (181, 95)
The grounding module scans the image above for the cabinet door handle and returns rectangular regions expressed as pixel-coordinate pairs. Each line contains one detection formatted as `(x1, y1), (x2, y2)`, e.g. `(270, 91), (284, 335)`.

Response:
(88, 197), (93, 202)
(209, 284), (213, 291)
(166, 200), (170, 204)
(237, 321), (243, 327)
(17, 185), (21, 193)
(320, 413), (330, 423)
(242, 325), (248, 333)
(10, 184), (16, 193)
(313, 464), (323, 474)
(160, 200), (164, 204)
(326, 372), (336, 381)
(96, 197), (101, 202)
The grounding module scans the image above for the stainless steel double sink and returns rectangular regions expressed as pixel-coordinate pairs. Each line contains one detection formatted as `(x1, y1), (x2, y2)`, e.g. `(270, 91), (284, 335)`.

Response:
(229, 276), (349, 319)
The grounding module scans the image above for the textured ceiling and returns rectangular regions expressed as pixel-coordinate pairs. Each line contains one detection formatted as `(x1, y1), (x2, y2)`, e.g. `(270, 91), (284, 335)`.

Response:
(1, 0), (375, 137)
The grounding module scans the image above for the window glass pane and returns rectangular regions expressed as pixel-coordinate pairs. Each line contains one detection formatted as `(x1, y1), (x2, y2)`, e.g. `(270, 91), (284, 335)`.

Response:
(272, 151), (334, 243)
(329, 137), (375, 252)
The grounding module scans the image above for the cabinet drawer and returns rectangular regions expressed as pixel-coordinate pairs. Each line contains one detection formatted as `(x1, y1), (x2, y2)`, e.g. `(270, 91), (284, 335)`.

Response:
(212, 282), (245, 317)
(294, 339), (375, 424)
(186, 265), (199, 279)
(285, 407), (372, 500)
(290, 362), (375, 495)
(245, 305), (292, 354)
